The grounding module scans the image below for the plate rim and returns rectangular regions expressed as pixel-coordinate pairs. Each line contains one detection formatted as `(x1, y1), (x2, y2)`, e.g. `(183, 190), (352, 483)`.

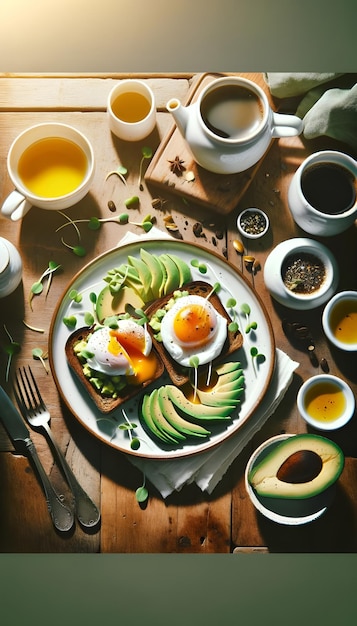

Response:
(49, 238), (276, 460)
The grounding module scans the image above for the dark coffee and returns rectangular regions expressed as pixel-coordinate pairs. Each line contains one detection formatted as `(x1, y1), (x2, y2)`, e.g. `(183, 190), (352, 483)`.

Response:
(201, 84), (264, 139)
(301, 163), (356, 215)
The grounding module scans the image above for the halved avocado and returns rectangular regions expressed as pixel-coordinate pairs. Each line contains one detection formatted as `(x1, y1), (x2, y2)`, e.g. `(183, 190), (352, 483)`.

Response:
(248, 434), (344, 499)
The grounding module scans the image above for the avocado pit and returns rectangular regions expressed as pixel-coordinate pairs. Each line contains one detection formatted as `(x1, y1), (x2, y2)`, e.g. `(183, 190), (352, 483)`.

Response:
(277, 449), (323, 484)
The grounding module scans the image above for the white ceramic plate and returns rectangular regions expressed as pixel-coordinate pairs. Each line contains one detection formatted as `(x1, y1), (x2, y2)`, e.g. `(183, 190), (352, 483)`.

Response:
(49, 239), (275, 459)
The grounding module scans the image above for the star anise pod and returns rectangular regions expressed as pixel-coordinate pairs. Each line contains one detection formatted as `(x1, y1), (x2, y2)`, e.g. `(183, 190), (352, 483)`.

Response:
(168, 156), (186, 176)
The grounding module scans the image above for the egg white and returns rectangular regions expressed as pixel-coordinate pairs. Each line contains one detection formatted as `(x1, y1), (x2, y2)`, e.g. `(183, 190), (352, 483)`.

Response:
(85, 320), (152, 376)
(160, 294), (227, 367)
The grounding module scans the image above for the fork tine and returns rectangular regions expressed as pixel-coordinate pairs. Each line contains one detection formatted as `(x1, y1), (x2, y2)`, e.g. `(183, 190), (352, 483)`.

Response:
(14, 366), (44, 414)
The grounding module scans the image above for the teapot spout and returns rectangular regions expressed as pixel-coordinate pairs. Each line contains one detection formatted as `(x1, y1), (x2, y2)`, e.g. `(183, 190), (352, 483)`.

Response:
(166, 98), (189, 138)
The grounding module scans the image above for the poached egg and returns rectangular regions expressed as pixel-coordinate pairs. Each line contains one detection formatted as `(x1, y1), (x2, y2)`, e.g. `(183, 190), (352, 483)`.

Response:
(160, 294), (227, 367)
(85, 319), (158, 385)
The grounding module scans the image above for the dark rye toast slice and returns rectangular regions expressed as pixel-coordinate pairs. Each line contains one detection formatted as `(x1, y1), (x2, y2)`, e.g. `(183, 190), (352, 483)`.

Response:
(65, 325), (165, 414)
(145, 280), (243, 387)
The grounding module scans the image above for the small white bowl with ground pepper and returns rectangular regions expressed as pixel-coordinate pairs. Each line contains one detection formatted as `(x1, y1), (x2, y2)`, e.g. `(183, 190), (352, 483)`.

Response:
(237, 207), (269, 239)
(263, 237), (339, 310)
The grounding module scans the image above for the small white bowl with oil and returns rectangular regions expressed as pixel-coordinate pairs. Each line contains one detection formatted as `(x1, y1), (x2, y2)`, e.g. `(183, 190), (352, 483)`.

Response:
(322, 290), (357, 352)
(297, 374), (355, 431)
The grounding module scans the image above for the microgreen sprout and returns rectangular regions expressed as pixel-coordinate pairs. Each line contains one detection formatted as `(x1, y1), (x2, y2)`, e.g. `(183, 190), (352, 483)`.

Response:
(22, 320), (45, 333)
(63, 315), (77, 329)
(189, 355), (200, 402)
(206, 282), (220, 299)
(250, 346), (266, 377)
(29, 261), (61, 309)
(3, 325), (21, 382)
(124, 196), (140, 209)
(84, 312), (95, 326)
(226, 297), (239, 332)
(240, 303), (258, 334)
(61, 237), (87, 257)
(105, 165), (128, 185)
(136, 474), (149, 504)
(119, 408), (141, 450)
(138, 146), (153, 190)
(69, 289), (83, 304)
(190, 259), (207, 274)
(32, 347), (49, 373)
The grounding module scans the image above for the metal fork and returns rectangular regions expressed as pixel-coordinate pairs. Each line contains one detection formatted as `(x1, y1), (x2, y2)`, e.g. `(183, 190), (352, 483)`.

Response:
(14, 366), (101, 529)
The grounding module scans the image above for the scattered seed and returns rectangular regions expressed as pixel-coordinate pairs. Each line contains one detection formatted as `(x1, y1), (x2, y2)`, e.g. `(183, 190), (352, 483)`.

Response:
(320, 358), (329, 372)
(233, 239), (244, 255)
(151, 197), (167, 210)
(108, 200), (116, 212)
(193, 222), (203, 237)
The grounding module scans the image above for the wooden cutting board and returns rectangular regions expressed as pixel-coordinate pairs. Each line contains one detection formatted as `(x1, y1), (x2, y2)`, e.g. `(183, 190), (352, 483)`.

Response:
(144, 72), (272, 215)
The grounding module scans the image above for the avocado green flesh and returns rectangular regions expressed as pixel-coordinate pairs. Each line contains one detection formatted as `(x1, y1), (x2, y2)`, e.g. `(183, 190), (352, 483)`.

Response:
(140, 361), (245, 444)
(158, 387), (210, 437)
(101, 249), (192, 307)
(249, 434), (344, 499)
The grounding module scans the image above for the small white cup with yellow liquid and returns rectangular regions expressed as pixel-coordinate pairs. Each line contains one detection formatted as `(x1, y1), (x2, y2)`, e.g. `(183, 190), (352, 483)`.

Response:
(1, 123), (95, 221)
(297, 374), (355, 431)
(107, 79), (156, 141)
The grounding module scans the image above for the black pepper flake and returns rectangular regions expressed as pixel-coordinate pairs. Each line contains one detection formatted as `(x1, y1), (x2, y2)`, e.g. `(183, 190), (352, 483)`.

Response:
(282, 253), (326, 294)
(239, 211), (267, 235)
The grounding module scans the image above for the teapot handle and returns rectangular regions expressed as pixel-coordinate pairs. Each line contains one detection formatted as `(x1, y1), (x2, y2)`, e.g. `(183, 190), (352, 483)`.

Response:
(272, 112), (304, 138)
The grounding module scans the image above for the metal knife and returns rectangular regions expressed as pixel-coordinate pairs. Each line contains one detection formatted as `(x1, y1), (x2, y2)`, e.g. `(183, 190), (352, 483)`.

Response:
(0, 385), (74, 532)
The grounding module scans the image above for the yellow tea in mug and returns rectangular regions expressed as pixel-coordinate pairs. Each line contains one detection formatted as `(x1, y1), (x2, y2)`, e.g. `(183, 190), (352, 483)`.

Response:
(304, 381), (346, 423)
(111, 92), (151, 123)
(330, 298), (357, 344)
(17, 137), (88, 198)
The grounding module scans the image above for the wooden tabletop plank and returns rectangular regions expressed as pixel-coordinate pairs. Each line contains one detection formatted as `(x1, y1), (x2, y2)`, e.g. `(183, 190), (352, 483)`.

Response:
(0, 76), (193, 111)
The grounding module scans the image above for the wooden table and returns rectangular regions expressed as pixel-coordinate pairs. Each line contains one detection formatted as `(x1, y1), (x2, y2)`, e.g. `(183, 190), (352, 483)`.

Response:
(0, 73), (356, 553)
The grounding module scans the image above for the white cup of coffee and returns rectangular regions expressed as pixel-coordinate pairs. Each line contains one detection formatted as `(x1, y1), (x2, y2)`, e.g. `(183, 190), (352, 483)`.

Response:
(288, 150), (357, 236)
(107, 79), (156, 141)
(1, 123), (95, 222)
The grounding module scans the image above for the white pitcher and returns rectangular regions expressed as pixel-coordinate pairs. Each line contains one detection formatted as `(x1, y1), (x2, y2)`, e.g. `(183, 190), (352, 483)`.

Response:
(167, 76), (303, 175)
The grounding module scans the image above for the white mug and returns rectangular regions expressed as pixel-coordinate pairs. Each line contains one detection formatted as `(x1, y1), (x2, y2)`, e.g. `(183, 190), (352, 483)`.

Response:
(1, 123), (95, 221)
(288, 150), (357, 236)
(107, 79), (156, 141)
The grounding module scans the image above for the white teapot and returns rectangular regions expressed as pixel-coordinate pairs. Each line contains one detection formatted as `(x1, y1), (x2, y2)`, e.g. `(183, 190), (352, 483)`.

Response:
(167, 76), (303, 175)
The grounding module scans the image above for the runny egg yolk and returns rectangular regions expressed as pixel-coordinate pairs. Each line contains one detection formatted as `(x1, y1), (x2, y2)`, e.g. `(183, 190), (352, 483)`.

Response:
(108, 329), (158, 385)
(173, 303), (217, 347)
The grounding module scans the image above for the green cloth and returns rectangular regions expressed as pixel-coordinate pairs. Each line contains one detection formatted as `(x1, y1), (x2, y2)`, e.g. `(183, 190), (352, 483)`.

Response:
(264, 73), (342, 98)
(265, 73), (357, 151)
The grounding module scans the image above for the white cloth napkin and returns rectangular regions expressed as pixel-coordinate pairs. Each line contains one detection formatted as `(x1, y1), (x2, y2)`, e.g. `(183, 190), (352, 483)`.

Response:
(117, 228), (299, 497)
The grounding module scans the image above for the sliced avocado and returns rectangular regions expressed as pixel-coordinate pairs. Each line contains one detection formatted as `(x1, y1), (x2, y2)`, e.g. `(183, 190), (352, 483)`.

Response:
(167, 385), (234, 420)
(197, 387), (243, 407)
(248, 434), (345, 499)
(140, 248), (164, 300)
(158, 386), (211, 438)
(166, 253), (192, 287)
(127, 255), (154, 302)
(215, 362), (243, 375)
(141, 393), (170, 443)
(149, 388), (186, 442)
(96, 285), (144, 321)
(159, 253), (181, 295)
